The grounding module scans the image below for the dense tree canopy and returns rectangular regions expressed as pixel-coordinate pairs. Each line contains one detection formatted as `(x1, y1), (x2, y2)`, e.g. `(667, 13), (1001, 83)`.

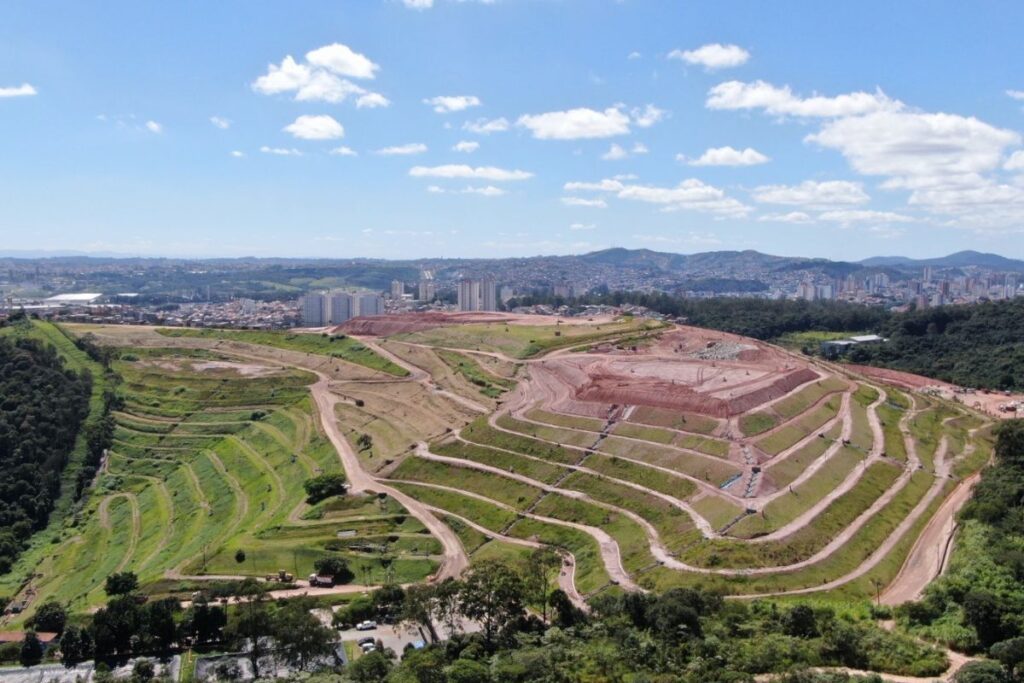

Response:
(0, 335), (92, 573)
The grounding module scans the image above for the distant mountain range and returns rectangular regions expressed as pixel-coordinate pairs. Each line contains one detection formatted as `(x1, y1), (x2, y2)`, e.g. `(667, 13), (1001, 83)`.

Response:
(857, 250), (1024, 270)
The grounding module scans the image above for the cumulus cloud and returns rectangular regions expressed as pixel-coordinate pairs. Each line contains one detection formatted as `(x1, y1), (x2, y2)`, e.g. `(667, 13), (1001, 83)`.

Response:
(806, 111), (1020, 189)
(230, 150), (245, 158)
(683, 146), (769, 166)
(0, 83), (37, 97)
(356, 93), (390, 108)
(561, 197), (608, 208)
(631, 104), (666, 128)
(1005, 150), (1024, 171)
(752, 180), (869, 207)
(210, 116), (231, 129)
(252, 43), (386, 106)
(461, 185), (505, 196)
(564, 177), (750, 216)
(260, 146), (302, 156)
(145, 120), (163, 134)
(1006, 89), (1024, 101)
(330, 146), (358, 156)
(409, 164), (533, 181)
(669, 44), (750, 70)
(404, 0), (497, 9)
(463, 117), (510, 134)
(757, 211), (814, 224)
(569, 223), (596, 230)
(375, 143), (428, 155)
(283, 114), (345, 140)
(818, 209), (915, 224)
(424, 95), (481, 113)
(517, 107), (631, 140)
(602, 144), (629, 161)
(452, 140), (479, 153)
(707, 80), (902, 118)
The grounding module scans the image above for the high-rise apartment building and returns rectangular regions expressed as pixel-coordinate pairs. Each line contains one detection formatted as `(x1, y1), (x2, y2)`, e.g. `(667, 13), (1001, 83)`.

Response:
(390, 280), (404, 300)
(300, 293), (326, 326)
(300, 290), (384, 326)
(418, 279), (436, 302)
(457, 279), (497, 312)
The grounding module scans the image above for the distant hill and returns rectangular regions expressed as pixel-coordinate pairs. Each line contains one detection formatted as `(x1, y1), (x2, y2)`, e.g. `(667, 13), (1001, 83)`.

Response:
(859, 250), (1024, 271)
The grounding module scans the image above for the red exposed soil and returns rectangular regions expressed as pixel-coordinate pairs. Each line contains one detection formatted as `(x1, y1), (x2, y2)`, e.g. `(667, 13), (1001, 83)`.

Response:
(575, 367), (819, 418)
(845, 365), (943, 390)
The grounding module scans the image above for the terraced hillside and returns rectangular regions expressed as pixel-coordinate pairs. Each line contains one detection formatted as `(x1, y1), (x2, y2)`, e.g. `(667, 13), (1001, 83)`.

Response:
(1, 314), (997, 625)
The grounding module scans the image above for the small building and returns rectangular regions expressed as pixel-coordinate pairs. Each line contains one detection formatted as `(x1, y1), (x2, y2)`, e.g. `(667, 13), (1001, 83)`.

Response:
(44, 292), (105, 305)
(820, 334), (887, 357)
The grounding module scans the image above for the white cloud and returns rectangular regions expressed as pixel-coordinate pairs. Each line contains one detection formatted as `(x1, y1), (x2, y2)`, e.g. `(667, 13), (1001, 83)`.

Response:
(517, 107), (631, 140)
(807, 111), (1021, 189)
(330, 146), (358, 156)
(707, 80), (902, 118)
(210, 116), (231, 129)
(631, 104), (666, 128)
(427, 185), (445, 193)
(1006, 90), (1024, 101)
(305, 43), (379, 79)
(669, 44), (750, 70)
(632, 142), (649, 155)
(145, 120), (163, 134)
(0, 83), (37, 97)
(452, 140), (480, 153)
(260, 146), (302, 156)
(1005, 150), (1024, 171)
(569, 223), (596, 231)
(424, 95), (482, 113)
(461, 185), (505, 196)
(356, 93), (390, 108)
(818, 209), (915, 224)
(628, 51), (642, 60)
(230, 150), (245, 158)
(564, 177), (749, 216)
(283, 114), (345, 140)
(752, 180), (869, 207)
(252, 44), (385, 106)
(757, 211), (814, 224)
(463, 117), (510, 134)
(404, 0), (434, 7)
(376, 143), (428, 155)
(602, 144), (629, 161)
(684, 146), (769, 166)
(561, 197), (608, 208)
(409, 164), (533, 181)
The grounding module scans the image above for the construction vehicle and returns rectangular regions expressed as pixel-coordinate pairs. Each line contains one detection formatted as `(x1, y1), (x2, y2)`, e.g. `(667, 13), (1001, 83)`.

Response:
(265, 569), (294, 583)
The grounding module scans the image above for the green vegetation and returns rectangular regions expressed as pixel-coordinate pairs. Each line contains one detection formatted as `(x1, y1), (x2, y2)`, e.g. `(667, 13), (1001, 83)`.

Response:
(156, 327), (409, 376)
(395, 318), (665, 358)
(434, 349), (515, 398)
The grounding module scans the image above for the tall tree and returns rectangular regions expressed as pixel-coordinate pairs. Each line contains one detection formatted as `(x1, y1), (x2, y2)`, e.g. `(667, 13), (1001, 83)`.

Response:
(458, 560), (526, 648)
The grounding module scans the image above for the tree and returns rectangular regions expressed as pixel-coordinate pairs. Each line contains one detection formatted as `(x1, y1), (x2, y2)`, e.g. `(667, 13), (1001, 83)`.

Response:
(18, 632), (43, 667)
(445, 659), (491, 683)
(991, 637), (1024, 680)
(131, 658), (155, 683)
(234, 549), (246, 564)
(181, 599), (226, 645)
(142, 599), (179, 653)
(954, 660), (1009, 683)
(303, 473), (348, 503)
(458, 561), (526, 648)
(783, 605), (819, 638)
(397, 646), (448, 683)
(347, 650), (393, 682)
(548, 589), (583, 628)
(313, 555), (353, 583)
(402, 584), (440, 642)
(91, 595), (142, 657)
(60, 625), (92, 668)
(104, 571), (139, 596)
(273, 598), (336, 671)
(964, 590), (1006, 648)
(524, 548), (561, 622)
(224, 587), (272, 680)
(31, 601), (67, 634)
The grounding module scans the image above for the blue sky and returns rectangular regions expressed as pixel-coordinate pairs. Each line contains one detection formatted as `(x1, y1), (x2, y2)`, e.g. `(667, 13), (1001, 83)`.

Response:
(2, 0), (1023, 260)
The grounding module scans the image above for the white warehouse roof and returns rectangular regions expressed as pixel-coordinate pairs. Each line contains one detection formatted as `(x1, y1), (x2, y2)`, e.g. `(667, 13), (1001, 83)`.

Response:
(45, 293), (104, 304)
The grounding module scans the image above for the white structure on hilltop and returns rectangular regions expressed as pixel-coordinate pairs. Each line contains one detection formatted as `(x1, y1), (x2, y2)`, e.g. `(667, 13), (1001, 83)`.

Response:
(457, 279), (497, 312)
(300, 291), (385, 326)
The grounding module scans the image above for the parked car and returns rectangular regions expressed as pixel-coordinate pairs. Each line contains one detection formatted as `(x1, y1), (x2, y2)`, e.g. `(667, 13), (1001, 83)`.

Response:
(357, 637), (375, 646)
(356, 620), (378, 631)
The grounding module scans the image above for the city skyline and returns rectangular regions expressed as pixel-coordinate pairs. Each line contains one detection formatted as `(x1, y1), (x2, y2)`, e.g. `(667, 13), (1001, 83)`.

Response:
(3, 1), (1024, 259)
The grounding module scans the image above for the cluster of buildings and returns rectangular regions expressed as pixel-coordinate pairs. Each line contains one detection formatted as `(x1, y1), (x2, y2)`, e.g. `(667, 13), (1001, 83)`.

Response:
(795, 271), (1021, 308)
(299, 291), (384, 327)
